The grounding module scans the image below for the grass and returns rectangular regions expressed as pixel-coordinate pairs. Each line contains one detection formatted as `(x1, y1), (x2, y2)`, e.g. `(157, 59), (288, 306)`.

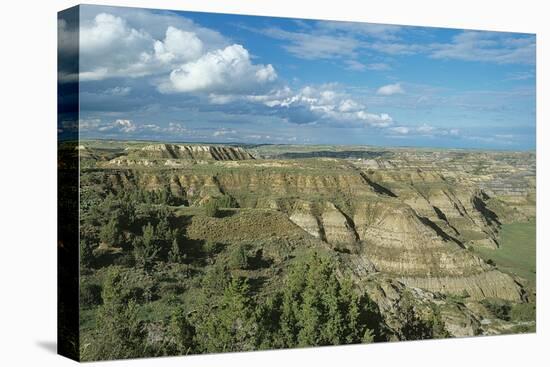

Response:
(474, 221), (536, 286)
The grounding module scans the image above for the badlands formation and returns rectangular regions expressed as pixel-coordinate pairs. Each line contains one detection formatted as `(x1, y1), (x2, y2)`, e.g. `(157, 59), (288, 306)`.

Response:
(79, 141), (535, 337)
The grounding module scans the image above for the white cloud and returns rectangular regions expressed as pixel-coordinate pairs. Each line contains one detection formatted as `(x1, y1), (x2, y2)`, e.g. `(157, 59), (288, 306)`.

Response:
(416, 123), (434, 134)
(338, 99), (362, 112)
(262, 27), (360, 60)
(113, 119), (136, 133)
(90, 119), (137, 133)
(79, 118), (191, 137)
(72, 11), (224, 81)
(161, 44), (277, 93)
(79, 118), (102, 130)
(164, 122), (188, 134)
(72, 12), (278, 95)
(78, 13), (154, 80)
(153, 26), (203, 63)
(239, 84), (394, 127)
(389, 126), (410, 134)
(377, 83), (405, 96)
(386, 123), (460, 138)
(213, 129), (237, 137)
(318, 21), (402, 41)
(430, 31), (535, 65)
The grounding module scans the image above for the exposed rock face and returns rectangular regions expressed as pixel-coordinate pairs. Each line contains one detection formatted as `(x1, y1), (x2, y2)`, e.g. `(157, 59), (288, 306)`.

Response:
(361, 276), (482, 338)
(84, 156), (527, 302)
(354, 199), (523, 301)
(109, 144), (254, 165)
(399, 270), (524, 301)
(289, 201), (323, 239)
(321, 202), (359, 249)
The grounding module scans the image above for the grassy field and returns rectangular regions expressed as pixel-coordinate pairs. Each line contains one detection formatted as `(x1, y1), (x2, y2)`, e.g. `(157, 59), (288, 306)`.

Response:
(475, 221), (536, 286)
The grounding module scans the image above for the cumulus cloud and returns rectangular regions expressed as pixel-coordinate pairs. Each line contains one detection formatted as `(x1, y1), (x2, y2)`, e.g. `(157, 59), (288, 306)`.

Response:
(113, 119), (136, 132)
(376, 83), (405, 96)
(153, 26), (203, 63)
(79, 118), (192, 137)
(228, 84), (394, 127)
(160, 45), (277, 93)
(70, 11), (279, 94)
(78, 13), (154, 80)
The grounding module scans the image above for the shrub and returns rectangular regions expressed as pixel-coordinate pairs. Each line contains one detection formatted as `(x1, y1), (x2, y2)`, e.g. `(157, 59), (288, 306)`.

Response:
(203, 240), (220, 254)
(169, 238), (182, 263)
(80, 282), (102, 308)
(481, 298), (511, 321)
(215, 194), (238, 209)
(83, 267), (146, 361)
(133, 223), (160, 271)
(204, 200), (221, 218)
(169, 307), (197, 354)
(80, 240), (95, 268)
(99, 218), (121, 247)
(229, 244), (250, 269)
(202, 263), (230, 294)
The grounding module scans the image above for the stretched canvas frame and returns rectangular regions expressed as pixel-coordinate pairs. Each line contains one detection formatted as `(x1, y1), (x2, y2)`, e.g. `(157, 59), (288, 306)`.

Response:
(58, 4), (536, 362)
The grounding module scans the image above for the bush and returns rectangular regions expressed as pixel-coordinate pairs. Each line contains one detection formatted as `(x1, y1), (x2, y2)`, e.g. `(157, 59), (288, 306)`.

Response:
(229, 244), (250, 269)
(99, 218), (121, 246)
(215, 194), (238, 209)
(204, 200), (221, 218)
(481, 298), (511, 321)
(80, 282), (102, 308)
(80, 240), (95, 268)
(203, 240), (220, 254)
(202, 263), (230, 294)
(133, 223), (160, 271)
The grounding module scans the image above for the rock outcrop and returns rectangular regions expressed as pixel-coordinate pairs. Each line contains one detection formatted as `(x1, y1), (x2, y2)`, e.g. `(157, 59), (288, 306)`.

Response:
(108, 144), (255, 165)
(354, 200), (523, 301)
(84, 154), (528, 303)
(321, 202), (359, 250)
(289, 201), (323, 239)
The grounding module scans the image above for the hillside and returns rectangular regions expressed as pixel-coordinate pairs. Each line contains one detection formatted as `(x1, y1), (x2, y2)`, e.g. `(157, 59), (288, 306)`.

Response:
(77, 141), (536, 360)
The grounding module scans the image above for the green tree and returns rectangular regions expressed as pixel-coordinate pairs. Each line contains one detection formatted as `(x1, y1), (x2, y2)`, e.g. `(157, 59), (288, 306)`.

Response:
(156, 216), (171, 242)
(133, 223), (160, 272)
(168, 238), (182, 263)
(99, 218), (121, 246)
(169, 307), (196, 355)
(397, 298), (434, 340)
(229, 244), (250, 269)
(259, 254), (383, 348)
(80, 239), (94, 268)
(202, 263), (231, 295)
(195, 278), (257, 353)
(84, 267), (146, 360)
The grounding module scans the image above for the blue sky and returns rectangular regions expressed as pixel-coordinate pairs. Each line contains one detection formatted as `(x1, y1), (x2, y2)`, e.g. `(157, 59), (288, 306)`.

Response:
(61, 4), (536, 150)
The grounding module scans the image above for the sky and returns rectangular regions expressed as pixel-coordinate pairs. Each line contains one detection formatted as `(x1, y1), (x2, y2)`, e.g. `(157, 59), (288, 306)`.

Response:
(59, 5), (536, 150)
